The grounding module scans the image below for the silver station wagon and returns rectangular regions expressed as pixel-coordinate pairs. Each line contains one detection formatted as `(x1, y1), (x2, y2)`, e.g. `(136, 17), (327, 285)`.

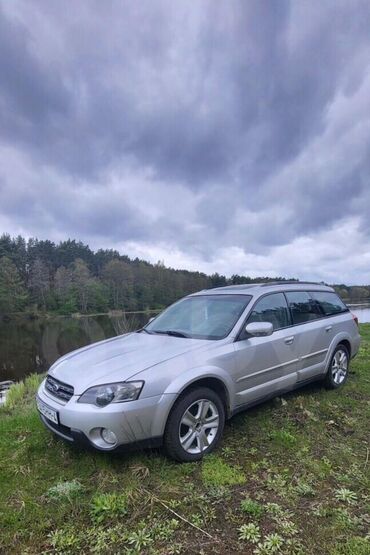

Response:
(37, 282), (361, 461)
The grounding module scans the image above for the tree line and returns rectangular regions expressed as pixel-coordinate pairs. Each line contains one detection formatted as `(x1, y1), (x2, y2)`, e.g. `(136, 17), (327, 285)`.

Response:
(0, 234), (368, 315)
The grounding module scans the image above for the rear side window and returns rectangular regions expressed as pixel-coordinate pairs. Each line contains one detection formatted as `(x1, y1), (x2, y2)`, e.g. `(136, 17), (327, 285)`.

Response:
(311, 291), (348, 316)
(285, 291), (322, 324)
(246, 293), (290, 331)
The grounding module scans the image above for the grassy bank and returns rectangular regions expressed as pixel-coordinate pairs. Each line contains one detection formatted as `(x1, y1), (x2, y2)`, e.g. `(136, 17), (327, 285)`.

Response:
(1, 326), (369, 555)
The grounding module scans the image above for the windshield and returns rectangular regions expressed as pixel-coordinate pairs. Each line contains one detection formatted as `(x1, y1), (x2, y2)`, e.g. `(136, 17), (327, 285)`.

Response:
(145, 294), (252, 340)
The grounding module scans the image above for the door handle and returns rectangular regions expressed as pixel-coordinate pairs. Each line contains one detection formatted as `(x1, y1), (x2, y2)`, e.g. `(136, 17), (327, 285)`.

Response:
(284, 336), (295, 345)
(325, 325), (332, 332)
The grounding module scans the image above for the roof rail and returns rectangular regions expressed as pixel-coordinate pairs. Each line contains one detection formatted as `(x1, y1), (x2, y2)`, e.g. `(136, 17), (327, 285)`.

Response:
(260, 280), (328, 287)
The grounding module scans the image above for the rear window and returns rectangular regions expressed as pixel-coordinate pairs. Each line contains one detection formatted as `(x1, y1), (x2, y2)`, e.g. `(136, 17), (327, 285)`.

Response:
(285, 291), (322, 324)
(310, 291), (348, 316)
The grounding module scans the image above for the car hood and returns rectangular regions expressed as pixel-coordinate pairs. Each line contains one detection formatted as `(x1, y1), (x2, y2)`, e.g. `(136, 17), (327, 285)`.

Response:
(48, 332), (208, 394)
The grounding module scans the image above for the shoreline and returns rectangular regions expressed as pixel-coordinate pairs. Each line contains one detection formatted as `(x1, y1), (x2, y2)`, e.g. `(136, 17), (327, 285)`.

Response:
(0, 308), (161, 321)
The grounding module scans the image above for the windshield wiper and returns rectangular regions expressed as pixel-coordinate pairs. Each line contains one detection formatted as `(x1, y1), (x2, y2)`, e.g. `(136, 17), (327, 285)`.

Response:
(159, 330), (190, 338)
(136, 328), (153, 334)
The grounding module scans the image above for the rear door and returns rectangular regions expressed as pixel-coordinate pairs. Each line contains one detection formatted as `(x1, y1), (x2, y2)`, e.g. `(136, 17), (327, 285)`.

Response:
(233, 292), (299, 407)
(310, 289), (351, 358)
(284, 291), (329, 382)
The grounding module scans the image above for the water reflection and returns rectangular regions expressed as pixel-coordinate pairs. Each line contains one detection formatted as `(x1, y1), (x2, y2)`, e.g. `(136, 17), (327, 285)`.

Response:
(0, 313), (152, 382)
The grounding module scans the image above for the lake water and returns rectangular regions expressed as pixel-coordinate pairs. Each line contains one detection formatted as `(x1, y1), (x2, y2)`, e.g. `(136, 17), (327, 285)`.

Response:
(1, 304), (369, 384)
(0, 312), (154, 383)
(348, 304), (370, 323)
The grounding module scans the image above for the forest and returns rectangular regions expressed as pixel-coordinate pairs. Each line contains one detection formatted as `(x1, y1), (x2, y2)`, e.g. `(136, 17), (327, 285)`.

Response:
(0, 234), (369, 315)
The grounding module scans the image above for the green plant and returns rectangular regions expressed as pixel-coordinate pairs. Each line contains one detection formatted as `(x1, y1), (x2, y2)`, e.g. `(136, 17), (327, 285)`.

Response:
(190, 513), (204, 527)
(126, 527), (153, 551)
(285, 537), (305, 555)
(201, 455), (246, 487)
(5, 382), (25, 409)
(265, 503), (293, 521)
(153, 519), (179, 541)
(90, 492), (128, 523)
(238, 523), (261, 543)
(251, 458), (271, 472)
(322, 456), (333, 471)
(270, 430), (297, 449)
(167, 498), (183, 509)
(279, 520), (298, 537)
(4, 373), (45, 409)
(265, 502), (283, 516)
(221, 446), (236, 457)
(88, 525), (127, 554)
(346, 463), (367, 484)
(168, 543), (184, 555)
(48, 527), (81, 552)
(256, 533), (284, 554)
(201, 504), (216, 523)
(46, 479), (84, 501)
(334, 488), (358, 505)
(311, 504), (332, 518)
(294, 480), (315, 497)
(240, 497), (264, 518)
(24, 372), (44, 393)
(265, 473), (287, 494)
(270, 429), (297, 448)
(205, 485), (231, 502)
(333, 508), (360, 529)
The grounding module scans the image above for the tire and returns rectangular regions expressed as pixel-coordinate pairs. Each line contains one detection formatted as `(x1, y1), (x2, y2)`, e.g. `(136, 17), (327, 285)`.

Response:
(324, 344), (350, 390)
(163, 387), (225, 462)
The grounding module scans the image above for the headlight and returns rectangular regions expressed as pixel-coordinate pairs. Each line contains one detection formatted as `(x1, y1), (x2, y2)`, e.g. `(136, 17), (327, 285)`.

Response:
(78, 381), (144, 407)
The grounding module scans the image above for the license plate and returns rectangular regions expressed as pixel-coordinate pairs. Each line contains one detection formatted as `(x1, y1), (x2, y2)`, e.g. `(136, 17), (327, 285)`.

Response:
(37, 397), (59, 425)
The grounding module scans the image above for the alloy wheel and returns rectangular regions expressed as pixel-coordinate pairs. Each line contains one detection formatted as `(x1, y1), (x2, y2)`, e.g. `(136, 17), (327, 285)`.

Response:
(179, 399), (219, 454)
(331, 349), (348, 385)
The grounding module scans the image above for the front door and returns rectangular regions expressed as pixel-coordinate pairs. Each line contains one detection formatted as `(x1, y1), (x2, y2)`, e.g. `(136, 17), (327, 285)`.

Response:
(233, 292), (298, 407)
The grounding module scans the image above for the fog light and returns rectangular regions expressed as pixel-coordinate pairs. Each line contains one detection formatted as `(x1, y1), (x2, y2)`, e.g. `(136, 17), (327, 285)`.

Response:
(101, 428), (117, 445)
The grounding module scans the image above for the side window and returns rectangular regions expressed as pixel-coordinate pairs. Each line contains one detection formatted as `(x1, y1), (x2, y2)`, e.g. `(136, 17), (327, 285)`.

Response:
(310, 291), (348, 316)
(285, 291), (322, 324)
(246, 293), (290, 332)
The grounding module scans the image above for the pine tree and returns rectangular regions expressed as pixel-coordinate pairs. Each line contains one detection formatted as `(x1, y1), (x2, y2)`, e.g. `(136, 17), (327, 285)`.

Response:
(0, 256), (28, 313)
(29, 258), (50, 309)
(102, 259), (133, 309)
(71, 259), (92, 313)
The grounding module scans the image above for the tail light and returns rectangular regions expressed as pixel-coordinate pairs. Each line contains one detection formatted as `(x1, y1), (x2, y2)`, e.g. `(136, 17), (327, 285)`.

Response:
(351, 312), (359, 327)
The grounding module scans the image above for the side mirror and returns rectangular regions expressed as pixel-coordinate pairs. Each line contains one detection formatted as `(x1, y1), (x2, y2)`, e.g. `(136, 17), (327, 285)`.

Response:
(245, 321), (273, 337)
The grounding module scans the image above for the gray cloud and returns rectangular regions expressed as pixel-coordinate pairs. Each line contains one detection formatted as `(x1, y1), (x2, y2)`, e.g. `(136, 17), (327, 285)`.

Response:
(1, 0), (370, 282)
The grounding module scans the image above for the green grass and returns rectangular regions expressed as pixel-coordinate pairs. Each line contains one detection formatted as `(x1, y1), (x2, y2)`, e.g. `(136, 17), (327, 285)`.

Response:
(4, 381), (26, 409)
(1, 325), (370, 554)
(201, 455), (246, 487)
(240, 497), (264, 518)
(90, 491), (129, 523)
(5, 372), (44, 409)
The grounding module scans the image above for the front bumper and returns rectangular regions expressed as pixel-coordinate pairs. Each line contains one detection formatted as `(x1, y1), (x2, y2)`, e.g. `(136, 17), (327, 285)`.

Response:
(36, 379), (176, 451)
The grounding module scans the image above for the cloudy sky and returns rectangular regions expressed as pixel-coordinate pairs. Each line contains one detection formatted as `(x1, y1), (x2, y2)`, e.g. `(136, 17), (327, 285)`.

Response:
(1, 1), (370, 284)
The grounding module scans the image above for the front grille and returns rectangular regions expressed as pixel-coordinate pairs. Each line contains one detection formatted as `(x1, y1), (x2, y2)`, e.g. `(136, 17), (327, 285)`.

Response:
(45, 375), (74, 402)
